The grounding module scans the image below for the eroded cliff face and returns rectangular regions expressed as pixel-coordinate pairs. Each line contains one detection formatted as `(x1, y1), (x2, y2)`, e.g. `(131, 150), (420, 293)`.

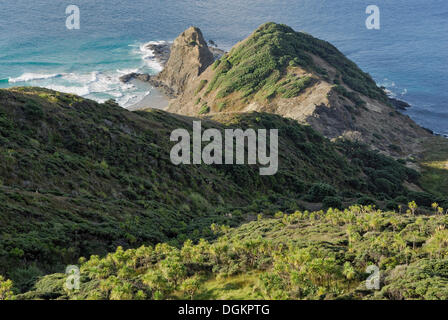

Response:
(154, 26), (214, 96)
(155, 23), (431, 157)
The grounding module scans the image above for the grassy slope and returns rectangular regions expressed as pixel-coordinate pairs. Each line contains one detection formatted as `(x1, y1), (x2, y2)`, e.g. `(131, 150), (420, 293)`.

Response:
(201, 22), (387, 108)
(419, 136), (448, 197)
(0, 87), (443, 295)
(173, 22), (431, 161)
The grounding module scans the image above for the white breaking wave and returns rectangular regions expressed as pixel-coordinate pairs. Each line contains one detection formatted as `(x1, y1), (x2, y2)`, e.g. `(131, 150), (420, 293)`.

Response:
(383, 88), (396, 98)
(379, 78), (408, 99)
(6, 69), (146, 107)
(117, 68), (139, 75)
(8, 72), (63, 83)
(136, 40), (169, 73)
(5, 40), (169, 108)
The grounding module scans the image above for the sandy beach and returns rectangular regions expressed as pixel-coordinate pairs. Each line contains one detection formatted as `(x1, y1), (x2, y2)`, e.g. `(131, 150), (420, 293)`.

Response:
(127, 84), (170, 111)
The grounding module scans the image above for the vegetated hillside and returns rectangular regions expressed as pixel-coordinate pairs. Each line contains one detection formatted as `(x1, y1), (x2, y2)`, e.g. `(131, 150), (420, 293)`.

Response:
(0, 87), (439, 294)
(166, 22), (431, 156)
(15, 204), (448, 300)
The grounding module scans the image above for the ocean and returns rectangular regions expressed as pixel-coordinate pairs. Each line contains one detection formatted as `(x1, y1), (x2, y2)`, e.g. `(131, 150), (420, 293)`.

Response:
(0, 0), (447, 135)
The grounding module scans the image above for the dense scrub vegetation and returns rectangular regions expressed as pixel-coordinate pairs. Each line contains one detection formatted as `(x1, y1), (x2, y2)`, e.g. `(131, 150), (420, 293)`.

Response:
(12, 204), (448, 300)
(205, 22), (388, 104)
(0, 87), (443, 298)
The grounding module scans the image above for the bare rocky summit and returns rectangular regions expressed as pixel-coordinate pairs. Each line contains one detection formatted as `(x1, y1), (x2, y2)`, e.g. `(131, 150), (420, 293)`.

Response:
(118, 31), (225, 99)
(153, 26), (215, 96)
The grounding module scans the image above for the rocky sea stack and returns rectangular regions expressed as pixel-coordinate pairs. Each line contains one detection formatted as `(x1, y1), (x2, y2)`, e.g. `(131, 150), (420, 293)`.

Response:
(154, 26), (215, 96)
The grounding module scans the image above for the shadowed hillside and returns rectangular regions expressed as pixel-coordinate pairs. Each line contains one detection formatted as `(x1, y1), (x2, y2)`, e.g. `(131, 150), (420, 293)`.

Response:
(0, 86), (440, 293)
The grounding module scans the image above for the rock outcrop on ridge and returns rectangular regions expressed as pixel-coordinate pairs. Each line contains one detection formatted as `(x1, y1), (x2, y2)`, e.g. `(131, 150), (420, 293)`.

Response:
(153, 26), (215, 96)
(155, 23), (431, 157)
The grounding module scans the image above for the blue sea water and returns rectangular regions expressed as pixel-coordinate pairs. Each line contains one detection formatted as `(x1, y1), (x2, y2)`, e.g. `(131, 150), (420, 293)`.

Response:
(0, 0), (447, 134)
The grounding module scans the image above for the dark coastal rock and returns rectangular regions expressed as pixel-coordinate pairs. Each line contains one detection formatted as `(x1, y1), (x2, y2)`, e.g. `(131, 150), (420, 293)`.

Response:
(147, 78), (177, 99)
(145, 42), (171, 67)
(145, 41), (225, 69)
(119, 72), (151, 83)
(422, 127), (435, 135)
(136, 73), (151, 82)
(389, 97), (411, 110)
(118, 34), (226, 99)
(119, 73), (134, 83)
(209, 47), (226, 60)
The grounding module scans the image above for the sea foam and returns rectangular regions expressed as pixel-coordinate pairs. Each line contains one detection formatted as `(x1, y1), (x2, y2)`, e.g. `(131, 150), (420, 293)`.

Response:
(3, 41), (168, 109)
(8, 73), (63, 83)
(137, 40), (169, 73)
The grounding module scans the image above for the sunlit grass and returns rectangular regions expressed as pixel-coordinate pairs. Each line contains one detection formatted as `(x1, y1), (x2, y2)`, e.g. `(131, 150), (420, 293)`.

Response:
(419, 137), (448, 196)
(191, 272), (262, 300)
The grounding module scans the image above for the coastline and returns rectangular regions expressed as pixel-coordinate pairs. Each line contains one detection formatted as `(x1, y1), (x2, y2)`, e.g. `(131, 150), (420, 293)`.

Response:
(0, 37), (443, 138)
(125, 40), (226, 111)
(383, 89), (443, 137)
(127, 84), (170, 110)
(130, 40), (442, 140)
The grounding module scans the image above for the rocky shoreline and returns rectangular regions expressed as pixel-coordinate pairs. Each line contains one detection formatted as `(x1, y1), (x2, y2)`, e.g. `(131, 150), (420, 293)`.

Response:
(119, 40), (226, 101)
(119, 72), (151, 83)
(382, 92), (436, 135)
(145, 42), (171, 66)
(388, 97), (412, 110)
(144, 41), (225, 68)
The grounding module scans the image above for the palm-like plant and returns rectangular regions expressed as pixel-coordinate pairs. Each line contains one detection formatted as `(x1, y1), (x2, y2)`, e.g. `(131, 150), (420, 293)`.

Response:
(0, 276), (13, 300)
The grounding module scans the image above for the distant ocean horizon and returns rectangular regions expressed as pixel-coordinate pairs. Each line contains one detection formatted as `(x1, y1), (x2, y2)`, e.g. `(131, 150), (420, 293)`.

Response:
(1, 0), (447, 135)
